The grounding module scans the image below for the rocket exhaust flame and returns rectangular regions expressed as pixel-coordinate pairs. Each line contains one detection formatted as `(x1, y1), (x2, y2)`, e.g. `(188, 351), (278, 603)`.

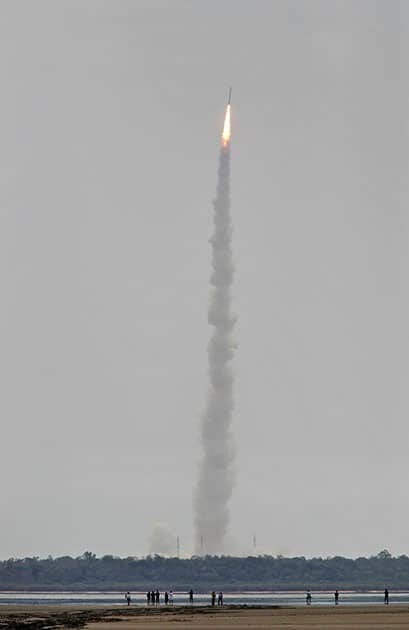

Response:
(222, 104), (231, 147)
(194, 92), (235, 555)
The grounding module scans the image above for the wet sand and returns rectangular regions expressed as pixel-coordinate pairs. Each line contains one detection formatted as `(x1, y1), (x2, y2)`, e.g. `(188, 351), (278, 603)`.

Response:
(1, 605), (409, 629)
(85, 606), (409, 629)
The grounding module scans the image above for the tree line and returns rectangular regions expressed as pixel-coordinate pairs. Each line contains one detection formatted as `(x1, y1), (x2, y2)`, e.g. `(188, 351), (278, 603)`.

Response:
(0, 550), (407, 590)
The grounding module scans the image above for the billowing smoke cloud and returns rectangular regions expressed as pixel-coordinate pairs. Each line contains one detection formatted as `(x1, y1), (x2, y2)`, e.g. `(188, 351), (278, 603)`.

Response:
(194, 117), (235, 555)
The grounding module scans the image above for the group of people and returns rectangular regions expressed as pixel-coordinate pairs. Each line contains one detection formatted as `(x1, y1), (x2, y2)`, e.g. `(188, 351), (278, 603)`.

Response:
(146, 589), (173, 605)
(125, 589), (224, 606)
(126, 590), (175, 606)
(305, 589), (390, 606)
(211, 591), (224, 606)
(126, 588), (392, 608)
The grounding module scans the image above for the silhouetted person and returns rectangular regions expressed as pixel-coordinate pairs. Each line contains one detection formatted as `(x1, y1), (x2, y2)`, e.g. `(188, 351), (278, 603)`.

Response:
(151, 590), (155, 605)
(146, 591), (151, 605)
(218, 591), (223, 606)
(165, 591), (169, 605)
(125, 591), (131, 606)
(155, 590), (160, 605)
(306, 590), (312, 605)
(189, 589), (194, 604)
(384, 589), (389, 605)
(334, 590), (339, 605)
(211, 591), (216, 606)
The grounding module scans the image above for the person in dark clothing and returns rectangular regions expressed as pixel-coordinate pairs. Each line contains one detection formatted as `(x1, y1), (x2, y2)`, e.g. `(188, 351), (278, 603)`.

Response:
(155, 590), (160, 605)
(334, 590), (339, 605)
(151, 590), (155, 605)
(306, 590), (312, 605)
(211, 591), (216, 606)
(217, 591), (223, 606)
(384, 589), (389, 605)
(189, 589), (194, 604)
(164, 591), (169, 605)
(146, 591), (151, 605)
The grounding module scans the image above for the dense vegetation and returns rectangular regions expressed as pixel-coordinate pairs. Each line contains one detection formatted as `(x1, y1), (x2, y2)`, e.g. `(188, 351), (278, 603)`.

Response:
(0, 550), (407, 590)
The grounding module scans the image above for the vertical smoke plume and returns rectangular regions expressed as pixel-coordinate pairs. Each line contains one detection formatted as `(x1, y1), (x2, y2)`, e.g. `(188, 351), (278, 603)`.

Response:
(194, 102), (235, 555)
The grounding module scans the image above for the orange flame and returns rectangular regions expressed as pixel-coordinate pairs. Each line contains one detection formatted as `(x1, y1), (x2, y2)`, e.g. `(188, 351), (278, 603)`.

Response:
(222, 104), (231, 147)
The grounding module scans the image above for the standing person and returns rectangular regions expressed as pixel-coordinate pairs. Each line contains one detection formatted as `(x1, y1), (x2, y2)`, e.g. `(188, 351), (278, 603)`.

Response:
(155, 590), (160, 605)
(384, 588), (389, 605)
(211, 591), (216, 606)
(164, 591), (169, 605)
(189, 589), (194, 604)
(334, 590), (339, 605)
(217, 591), (223, 606)
(306, 590), (312, 605)
(151, 590), (155, 605)
(125, 591), (131, 606)
(146, 591), (151, 605)
(169, 590), (174, 605)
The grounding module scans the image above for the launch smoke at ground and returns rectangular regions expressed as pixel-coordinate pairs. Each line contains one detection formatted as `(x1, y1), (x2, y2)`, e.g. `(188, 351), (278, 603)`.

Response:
(194, 104), (235, 555)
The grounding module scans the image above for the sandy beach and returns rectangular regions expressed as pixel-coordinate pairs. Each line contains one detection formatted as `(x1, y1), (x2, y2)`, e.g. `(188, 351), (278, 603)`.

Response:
(2, 605), (409, 629)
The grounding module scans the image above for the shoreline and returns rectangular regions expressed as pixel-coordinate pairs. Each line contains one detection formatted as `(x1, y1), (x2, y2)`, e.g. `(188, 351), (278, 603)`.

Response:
(2, 604), (409, 629)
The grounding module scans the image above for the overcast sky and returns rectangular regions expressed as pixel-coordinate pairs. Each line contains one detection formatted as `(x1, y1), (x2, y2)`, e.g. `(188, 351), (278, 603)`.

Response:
(1, 0), (408, 560)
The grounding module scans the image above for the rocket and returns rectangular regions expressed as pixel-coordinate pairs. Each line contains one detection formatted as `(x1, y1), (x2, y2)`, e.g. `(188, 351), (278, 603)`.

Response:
(228, 87), (232, 105)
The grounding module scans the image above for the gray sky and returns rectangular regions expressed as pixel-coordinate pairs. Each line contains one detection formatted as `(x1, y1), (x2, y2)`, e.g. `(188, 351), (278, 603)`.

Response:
(1, 0), (408, 559)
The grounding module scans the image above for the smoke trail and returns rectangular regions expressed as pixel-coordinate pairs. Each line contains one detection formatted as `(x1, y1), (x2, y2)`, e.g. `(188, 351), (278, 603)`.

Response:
(194, 104), (235, 555)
